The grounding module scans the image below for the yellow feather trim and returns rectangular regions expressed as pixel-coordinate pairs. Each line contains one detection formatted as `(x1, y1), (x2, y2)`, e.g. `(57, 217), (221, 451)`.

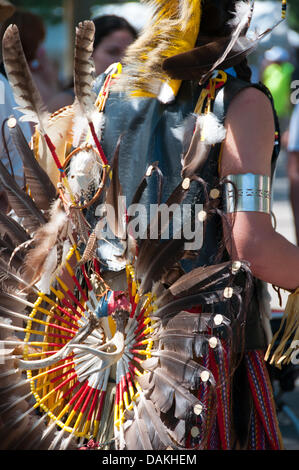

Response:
(114, 0), (202, 99)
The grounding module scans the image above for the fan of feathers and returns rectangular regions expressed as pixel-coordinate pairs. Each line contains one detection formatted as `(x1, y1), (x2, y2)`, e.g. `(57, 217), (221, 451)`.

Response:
(0, 19), (254, 450)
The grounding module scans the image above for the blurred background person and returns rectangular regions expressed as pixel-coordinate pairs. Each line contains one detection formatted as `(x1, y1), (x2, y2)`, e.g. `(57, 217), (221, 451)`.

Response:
(261, 46), (295, 133)
(92, 14), (137, 76)
(48, 14), (137, 112)
(0, 9), (63, 112)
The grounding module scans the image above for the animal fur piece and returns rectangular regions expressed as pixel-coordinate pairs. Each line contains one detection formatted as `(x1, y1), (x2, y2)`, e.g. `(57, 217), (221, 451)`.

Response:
(72, 111), (104, 148)
(2, 25), (49, 134)
(115, 0), (202, 97)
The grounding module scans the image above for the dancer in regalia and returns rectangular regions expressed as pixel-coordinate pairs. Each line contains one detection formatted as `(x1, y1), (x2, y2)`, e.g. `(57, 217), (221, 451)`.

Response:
(0, 0), (297, 450)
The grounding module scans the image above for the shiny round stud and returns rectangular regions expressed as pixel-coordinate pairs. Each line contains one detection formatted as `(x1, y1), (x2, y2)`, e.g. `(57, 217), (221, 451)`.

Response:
(191, 426), (200, 438)
(224, 287), (234, 299)
(214, 314), (223, 326)
(7, 117), (17, 128)
(200, 371), (210, 382)
(146, 165), (153, 177)
(231, 261), (242, 274)
(209, 337), (218, 349)
(182, 177), (191, 190)
(210, 188), (220, 200)
(198, 210), (207, 222)
(194, 404), (203, 416)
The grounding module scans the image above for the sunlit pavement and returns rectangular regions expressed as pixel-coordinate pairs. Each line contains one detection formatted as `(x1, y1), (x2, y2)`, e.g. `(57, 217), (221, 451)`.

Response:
(270, 154), (299, 450)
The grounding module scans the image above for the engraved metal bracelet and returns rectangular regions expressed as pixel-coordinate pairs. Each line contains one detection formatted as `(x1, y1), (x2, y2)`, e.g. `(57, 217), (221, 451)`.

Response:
(223, 173), (271, 214)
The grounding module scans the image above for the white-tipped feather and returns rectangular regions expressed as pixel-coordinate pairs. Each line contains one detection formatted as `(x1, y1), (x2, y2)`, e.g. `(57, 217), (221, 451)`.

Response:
(2, 25), (49, 135)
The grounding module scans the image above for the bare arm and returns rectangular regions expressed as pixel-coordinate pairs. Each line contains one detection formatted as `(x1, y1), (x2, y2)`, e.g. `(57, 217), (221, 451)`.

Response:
(220, 87), (299, 291)
(288, 151), (299, 245)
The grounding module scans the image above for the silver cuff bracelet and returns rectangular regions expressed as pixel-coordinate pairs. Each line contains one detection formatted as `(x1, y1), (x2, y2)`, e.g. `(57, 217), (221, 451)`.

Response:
(223, 173), (271, 214)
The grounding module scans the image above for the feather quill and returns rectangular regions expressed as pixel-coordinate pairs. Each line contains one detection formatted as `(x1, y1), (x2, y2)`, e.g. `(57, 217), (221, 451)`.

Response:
(138, 238), (185, 294)
(2, 25), (49, 134)
(168, 262), (231, 297)
(105, 138), (127, 240)
(152, 329), (208, 359)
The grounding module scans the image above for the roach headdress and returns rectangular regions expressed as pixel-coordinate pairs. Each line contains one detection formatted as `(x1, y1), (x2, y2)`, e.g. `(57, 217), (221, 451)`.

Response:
(163, 0), (286, 83)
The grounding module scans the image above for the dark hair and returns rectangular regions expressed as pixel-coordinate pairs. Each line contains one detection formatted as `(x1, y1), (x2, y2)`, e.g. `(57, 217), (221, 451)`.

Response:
(1, 9), (45, 62)
(199, 0), (252, 82)
(93, 15), (137, 51)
